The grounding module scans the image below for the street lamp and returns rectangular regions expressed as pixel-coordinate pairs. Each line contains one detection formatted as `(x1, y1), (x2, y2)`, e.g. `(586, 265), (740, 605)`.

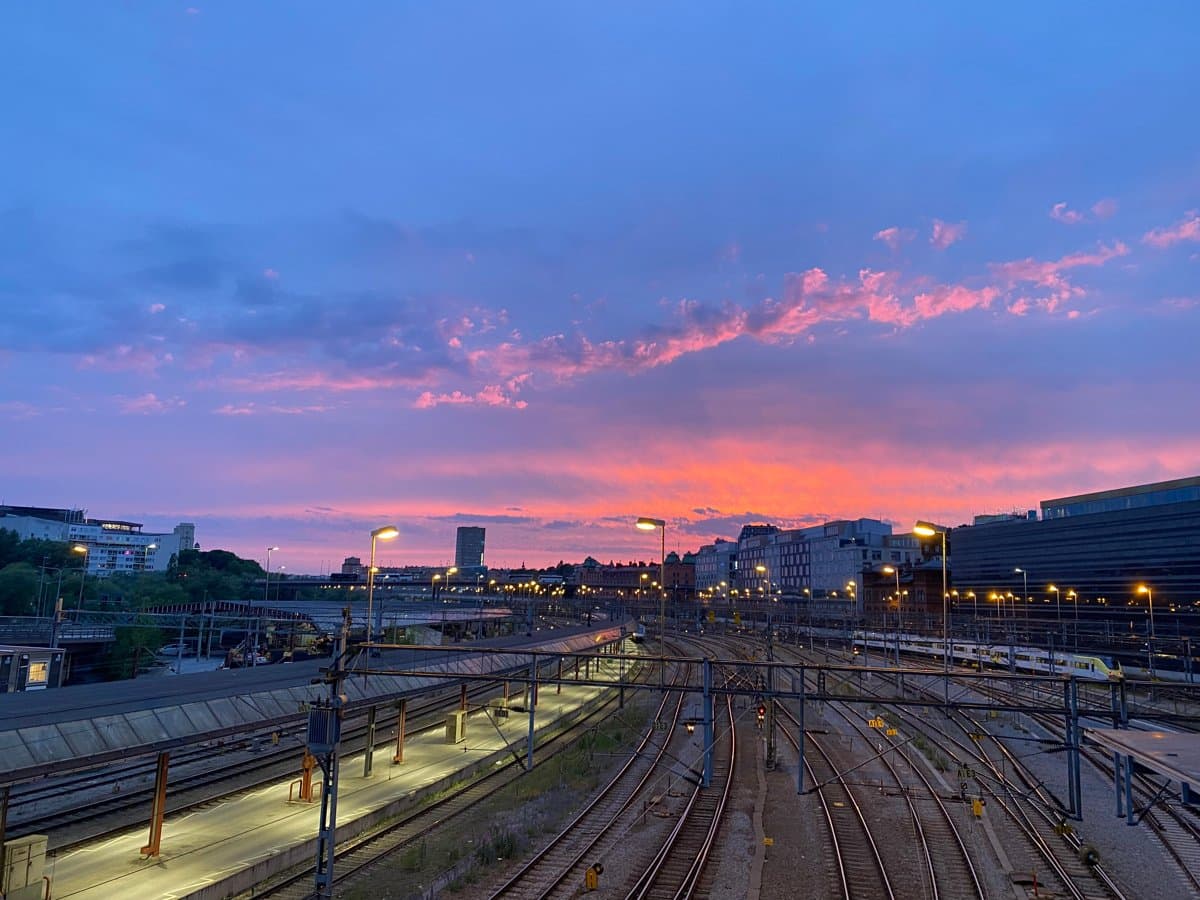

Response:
(1014, 568), (1028, 613)
(367, 526), (399, 648)
(264, 546), (280, 607)
(444, 566), (459, 597)
(1048, 584), (1062, 622)
(1067, 590), (1079, 623)
(1138, 584), (1156, 679)
(755, 564), (769, 602)
(71, 544), (89, 617)
(635, 515), (667, 656)
(913, 521), (949, 673)
(882, 565), (901, 630)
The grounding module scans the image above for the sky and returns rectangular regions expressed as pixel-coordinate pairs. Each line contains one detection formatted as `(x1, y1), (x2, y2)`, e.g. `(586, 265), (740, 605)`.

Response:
(2, 3), (1199, 575)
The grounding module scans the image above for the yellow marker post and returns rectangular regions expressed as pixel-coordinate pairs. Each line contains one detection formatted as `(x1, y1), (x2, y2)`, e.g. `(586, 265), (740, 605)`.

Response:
(763, 837), (774, 846)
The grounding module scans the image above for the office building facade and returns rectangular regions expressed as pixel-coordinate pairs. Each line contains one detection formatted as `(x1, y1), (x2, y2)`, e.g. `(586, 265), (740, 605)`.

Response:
(951, 476), (1200, 604)
(0, 506), (196, 577)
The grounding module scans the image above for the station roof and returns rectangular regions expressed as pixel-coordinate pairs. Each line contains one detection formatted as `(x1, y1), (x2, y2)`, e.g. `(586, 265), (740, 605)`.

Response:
(0, 624), (625, 784)
(1085, 727), (1200, 787)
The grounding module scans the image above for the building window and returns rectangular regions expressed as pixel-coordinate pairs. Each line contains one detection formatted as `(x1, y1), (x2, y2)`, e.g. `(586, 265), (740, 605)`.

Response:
(27, 661), (48, 685)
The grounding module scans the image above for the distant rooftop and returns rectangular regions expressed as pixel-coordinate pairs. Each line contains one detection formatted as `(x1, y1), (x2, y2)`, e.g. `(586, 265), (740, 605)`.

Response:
(1042, 475), (1200, 520)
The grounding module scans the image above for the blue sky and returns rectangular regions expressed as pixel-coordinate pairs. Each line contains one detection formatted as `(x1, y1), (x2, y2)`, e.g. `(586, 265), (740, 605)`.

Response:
(2, 3), (1198, 573)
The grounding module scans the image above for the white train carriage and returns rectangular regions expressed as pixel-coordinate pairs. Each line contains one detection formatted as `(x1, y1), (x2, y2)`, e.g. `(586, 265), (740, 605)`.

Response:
(854, 631), (1121, 681)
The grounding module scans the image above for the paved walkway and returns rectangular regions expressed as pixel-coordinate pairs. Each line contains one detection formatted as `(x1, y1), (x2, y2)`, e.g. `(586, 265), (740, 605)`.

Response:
(47, 656), (628, 899)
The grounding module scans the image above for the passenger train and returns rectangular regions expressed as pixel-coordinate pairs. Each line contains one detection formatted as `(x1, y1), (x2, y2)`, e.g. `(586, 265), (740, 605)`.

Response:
(630, 623), (647, 644)
(851, 631), (1123, 681)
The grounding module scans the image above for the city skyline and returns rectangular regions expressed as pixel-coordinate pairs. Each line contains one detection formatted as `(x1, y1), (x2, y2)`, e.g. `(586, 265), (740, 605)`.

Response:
(3, 5), (1200, 574)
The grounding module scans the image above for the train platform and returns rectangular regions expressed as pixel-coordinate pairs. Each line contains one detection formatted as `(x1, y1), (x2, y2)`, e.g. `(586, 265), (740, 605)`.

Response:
(1085, 727), (1200, 823)
(42, 650), (635, 899)
(0, 624), (622, 784)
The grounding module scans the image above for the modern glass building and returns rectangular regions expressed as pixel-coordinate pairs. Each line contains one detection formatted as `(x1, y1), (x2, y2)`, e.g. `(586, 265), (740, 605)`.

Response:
(951, 476), (1200, 606)
(454, 526), (486, 569)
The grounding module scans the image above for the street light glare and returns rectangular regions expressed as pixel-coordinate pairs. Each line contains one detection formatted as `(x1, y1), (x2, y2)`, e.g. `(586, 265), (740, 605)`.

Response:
(912, 521), (939, 537)
(372, 526), (400, 540)
(72, 544), (88, 554)
(635, 516), (666, 531)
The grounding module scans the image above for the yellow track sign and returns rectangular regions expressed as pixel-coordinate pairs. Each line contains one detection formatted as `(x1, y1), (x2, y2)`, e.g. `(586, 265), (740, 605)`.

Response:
(763, 837), (774, 846)
(868, 717), (885, 729)
(707, 610), (715, 622)
(885, 727), (898, 736)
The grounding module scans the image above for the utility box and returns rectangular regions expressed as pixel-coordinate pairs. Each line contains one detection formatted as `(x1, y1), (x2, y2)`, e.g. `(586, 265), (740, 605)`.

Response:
(3, 834), (48, 900)
(445, 709), (467, 744)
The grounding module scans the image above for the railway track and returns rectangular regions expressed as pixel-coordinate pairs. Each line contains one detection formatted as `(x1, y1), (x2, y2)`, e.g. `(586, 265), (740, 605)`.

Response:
(623, 694), (734, 899)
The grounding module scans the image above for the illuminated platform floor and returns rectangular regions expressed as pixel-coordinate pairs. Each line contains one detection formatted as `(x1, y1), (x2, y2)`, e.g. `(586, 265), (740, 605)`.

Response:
(45, 656), (632, 900)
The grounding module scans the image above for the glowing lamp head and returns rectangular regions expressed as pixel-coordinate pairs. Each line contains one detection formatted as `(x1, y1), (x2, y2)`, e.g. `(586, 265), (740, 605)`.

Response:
(635, 516), (666, 531)
(372, 526), (400, 541)
(72, 544), (88, 554)
(912, 521), (940, 537)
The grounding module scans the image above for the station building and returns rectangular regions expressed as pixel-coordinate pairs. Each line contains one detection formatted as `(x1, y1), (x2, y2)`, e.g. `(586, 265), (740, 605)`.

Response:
(949, 475), (1200, 606)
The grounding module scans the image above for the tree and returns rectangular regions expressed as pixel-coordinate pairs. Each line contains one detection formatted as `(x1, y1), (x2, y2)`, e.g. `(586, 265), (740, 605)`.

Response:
(0, 563), (39, 616)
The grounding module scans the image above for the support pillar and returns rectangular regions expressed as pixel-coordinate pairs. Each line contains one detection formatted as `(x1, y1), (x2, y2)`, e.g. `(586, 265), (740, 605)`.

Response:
(556, 658), (563, 694)
(460, 682), (468, 711)
(1123, 754), (1135, 825)
(363, 706), (376, 777)
(393, 699), (407, 764)
(796, 667), (806, 794)
(701, 658), (714, 787)
(766, 634), (776, 770)
(1066, 677), (1081, 818)
(1114, 752), (1124, 818)
(140, 751), (170, 857)
(526, 656), (538, 772)
(299, 750), (316, 801)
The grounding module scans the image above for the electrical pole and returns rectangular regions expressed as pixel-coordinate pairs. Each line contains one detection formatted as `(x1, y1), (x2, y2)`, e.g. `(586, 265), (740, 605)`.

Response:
(310, 608), (350, 899)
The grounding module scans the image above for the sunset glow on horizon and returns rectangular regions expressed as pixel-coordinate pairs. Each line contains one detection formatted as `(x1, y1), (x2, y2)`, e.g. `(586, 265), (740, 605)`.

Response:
(3, 5), (1199, 574)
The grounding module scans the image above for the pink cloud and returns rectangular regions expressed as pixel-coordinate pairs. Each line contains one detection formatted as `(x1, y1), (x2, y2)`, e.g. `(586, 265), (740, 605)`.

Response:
(1050, 198), (1118, 225)
(219, 370), (425, 393)
(149, 303), (166, 314)
(263, 268), (280, 280)
(990, 241), (1128, 313)
(413, 384), (528, 410)
(930, 219), (967, 250)
(1049, 202), (1085, 225)
(0, 401), (43, 420)
(118, 393), (185, 415)
(1142, 212), (1200, 248)
(873, 226), (914, 251)
(79, 345), (174, 374)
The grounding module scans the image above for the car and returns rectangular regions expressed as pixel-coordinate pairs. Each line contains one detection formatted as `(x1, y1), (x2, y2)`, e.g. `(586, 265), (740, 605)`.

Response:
(156, 643), (196, 658)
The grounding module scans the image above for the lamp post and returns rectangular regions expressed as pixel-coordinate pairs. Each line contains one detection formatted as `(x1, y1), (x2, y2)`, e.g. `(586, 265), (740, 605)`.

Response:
(1048, 584), (1062, 623)
(635, 516), (666, 661)
(1138, 584), (1156, 679)
(367, 526), (399, 649)
(1014, 568), (1028, 617)
(882, 565), (901, 631)
(913, 522), (949, 675)
(264, 546), (280, 607)
(71, 544), (89, 618)
(1067, 590), (1078, 624)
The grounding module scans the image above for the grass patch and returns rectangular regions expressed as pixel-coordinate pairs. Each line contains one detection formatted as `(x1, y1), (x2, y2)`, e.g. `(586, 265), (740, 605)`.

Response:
(909, 734), (950, 772)
(343, 696), (652, 898)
